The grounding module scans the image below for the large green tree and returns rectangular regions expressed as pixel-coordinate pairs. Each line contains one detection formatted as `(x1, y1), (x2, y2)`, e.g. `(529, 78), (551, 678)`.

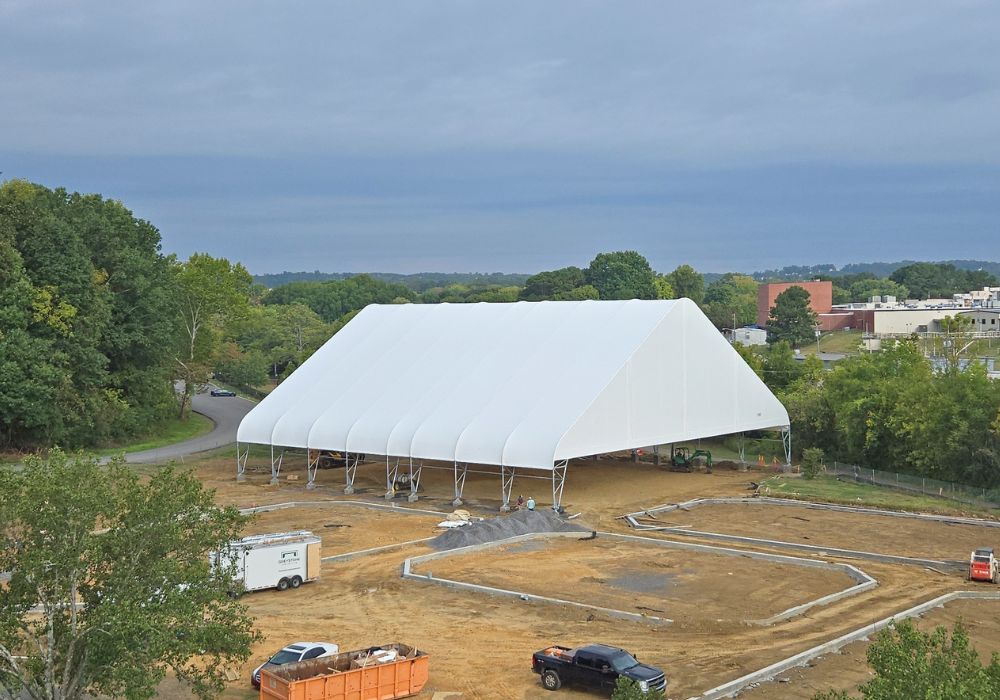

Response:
(665, 264), (705, 304)
(0, 451), (260, 700)
(584, 251), (657, 300)
(767, 286), (818, 347)
(519, 266), (587, 301)
(173, 254), (253, 418)
(813, 620), (1000, 700)
(0, 181), (177, 448)
(703, 273), (758, 328)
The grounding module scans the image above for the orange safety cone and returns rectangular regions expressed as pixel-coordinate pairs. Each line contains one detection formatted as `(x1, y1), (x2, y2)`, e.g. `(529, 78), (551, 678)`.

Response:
(757, 454), (765, 466)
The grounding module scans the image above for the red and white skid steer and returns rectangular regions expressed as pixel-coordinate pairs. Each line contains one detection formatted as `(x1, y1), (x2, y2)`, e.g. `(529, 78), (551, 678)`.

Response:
(969, 547), (999, 583)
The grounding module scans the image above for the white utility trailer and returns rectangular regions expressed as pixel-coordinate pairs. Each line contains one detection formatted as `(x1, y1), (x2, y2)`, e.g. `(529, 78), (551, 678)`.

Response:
(214, 531), (321, 593)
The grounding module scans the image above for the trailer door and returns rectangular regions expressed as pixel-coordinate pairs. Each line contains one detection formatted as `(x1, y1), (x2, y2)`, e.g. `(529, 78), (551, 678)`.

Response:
(307, 543), (321, 581)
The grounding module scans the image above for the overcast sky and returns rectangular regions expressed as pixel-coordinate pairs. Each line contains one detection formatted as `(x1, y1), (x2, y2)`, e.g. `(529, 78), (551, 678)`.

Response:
(2, 1), (998, 274)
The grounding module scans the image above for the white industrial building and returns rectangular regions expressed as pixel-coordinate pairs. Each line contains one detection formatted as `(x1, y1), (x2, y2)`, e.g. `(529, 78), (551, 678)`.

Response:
(236, 299), (790, 509)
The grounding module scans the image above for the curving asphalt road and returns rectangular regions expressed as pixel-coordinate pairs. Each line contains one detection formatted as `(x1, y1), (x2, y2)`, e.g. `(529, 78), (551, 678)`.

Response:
(122, 386), (256, 464)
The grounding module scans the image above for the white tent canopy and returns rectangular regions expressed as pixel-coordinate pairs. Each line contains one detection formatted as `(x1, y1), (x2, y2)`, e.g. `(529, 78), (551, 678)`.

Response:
(237, 299), (789, 507)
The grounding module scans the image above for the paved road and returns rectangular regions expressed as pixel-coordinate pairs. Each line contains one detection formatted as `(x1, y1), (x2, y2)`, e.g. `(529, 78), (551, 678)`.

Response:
(123, 387), (256, 464)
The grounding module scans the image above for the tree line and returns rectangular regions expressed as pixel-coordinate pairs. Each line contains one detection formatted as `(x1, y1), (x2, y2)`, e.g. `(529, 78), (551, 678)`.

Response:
(741, 339), (1000, 488)
(4, 179), (999, 490)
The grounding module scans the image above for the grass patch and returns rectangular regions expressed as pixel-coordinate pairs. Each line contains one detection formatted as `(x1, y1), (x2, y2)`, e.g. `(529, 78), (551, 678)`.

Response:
(800, 329), (863, 356)
(92, 412), (215, 457)
(760, 473), (1000, 519)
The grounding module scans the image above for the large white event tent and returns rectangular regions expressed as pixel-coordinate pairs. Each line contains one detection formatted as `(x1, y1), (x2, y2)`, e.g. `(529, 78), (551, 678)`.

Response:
(236, 299), (790, 509)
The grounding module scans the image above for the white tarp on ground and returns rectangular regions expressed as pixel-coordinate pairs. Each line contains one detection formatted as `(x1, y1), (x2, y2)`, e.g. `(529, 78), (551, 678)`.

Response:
(237, 299), (789, 470)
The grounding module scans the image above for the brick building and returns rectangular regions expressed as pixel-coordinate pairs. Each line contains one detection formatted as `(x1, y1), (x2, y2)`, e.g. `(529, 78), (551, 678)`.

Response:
(757, 280), (834, 328)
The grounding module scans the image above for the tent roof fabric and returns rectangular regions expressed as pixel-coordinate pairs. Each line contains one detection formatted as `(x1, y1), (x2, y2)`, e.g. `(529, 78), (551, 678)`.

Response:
(237, 299), (789, 471)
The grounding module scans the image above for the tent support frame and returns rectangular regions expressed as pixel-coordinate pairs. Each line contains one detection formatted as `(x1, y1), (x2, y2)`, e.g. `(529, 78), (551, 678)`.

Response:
(385, 456), (400, 500)
(552, 460), (568, 511)
(269, 446), (285, 485)
(236, 443), (249, 482)
(407, 458), (423, 502)
(499, 465), (515, 512)
(344, 452), (359, 495)
(738, 433), (746, 464)
(305, 450), (319, 490)
(782, 427), (792, 469)
(452, 461), (468, 506)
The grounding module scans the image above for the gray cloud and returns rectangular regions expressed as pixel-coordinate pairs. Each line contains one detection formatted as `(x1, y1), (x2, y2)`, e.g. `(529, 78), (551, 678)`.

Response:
(2, 1), (999, 272)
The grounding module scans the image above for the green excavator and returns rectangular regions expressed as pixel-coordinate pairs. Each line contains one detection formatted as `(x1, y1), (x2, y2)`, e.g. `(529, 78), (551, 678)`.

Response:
(669, 445), (713, 473)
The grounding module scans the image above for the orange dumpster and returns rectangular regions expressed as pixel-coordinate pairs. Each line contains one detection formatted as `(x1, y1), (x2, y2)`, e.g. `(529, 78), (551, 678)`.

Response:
(260, 643), (429, 700)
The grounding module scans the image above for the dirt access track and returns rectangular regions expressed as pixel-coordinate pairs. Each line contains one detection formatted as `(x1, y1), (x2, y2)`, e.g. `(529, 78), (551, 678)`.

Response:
(172, 454), (1000, 700)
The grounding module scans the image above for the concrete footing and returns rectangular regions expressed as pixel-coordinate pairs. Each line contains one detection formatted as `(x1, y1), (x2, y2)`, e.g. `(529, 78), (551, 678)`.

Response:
(692, 590), (1000, 700)
(402, 530), (876, 628)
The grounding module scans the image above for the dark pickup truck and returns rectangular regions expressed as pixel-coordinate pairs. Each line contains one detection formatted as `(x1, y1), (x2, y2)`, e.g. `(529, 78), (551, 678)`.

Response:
(532, 643), (667, 694)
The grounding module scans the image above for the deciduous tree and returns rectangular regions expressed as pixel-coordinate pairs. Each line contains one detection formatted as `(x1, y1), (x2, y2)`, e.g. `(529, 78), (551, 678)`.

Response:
(812, 620), (1000, 699)
(0, 450), (260, 700)
(767, 286), (817, 348)
(173, 254), (253, 417)
(665, 264), (704, 304)
(584, 251), (657, 300)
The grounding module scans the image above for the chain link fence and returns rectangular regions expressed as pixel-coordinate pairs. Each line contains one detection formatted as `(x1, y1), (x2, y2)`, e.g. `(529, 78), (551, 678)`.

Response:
(827, 461), (1000, 509)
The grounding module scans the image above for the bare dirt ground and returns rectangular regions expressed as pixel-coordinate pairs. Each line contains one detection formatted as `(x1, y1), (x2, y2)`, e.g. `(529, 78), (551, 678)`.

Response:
(245, 505), (443, 555)
(425, 537), (857, 626)
(738, 598), (1000, 699)
(646, 502), (1000, 560)
(158, 455), (991, 700)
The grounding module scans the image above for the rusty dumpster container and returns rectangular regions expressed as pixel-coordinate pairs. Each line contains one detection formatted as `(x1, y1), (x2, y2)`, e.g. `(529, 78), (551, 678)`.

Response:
(260, 643), (428, 700)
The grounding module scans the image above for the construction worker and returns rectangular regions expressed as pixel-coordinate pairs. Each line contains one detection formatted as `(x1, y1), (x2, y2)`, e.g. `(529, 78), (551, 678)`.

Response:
(526, 496), (536, 511)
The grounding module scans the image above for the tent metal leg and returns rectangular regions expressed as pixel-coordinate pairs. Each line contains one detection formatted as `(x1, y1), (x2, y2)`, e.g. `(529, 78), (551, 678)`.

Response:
(653, 444), (660, 466)
(552, 460), (568, 512)
(269, 446), (285, 485)
(738, 432), (746, 464)
(407, 458), (422, 503)
(344, 452), (359, 495)
(236, 443), (249, 482)
(499, 464), (515, 512)
(782, 427), (792, 470)
(385, 456), (400, 500)
(452, 461), (468, 507)
(306, 451), (319, 490)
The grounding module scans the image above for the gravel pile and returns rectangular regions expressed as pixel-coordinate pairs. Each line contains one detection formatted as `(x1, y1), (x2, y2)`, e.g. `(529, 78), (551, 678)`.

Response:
(430, 508), (593, 551)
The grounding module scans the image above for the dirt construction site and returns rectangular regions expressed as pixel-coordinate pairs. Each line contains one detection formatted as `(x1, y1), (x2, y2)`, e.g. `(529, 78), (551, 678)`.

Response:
(181, 453), (1000, 699)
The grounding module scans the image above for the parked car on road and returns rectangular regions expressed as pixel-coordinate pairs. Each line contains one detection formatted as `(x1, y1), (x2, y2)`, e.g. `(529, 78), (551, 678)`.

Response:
(532, 643), (667, 694)
(210, 388), (236, 397)
(251, 641), (338, 689)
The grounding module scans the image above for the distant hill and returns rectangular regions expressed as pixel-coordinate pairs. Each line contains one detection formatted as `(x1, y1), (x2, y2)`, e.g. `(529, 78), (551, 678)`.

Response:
(752, 260), (1000, 281)
(253, 271), (531, 292)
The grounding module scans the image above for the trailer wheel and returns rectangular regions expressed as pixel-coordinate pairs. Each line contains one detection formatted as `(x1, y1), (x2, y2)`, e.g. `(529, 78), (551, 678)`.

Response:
(276, 577), (290, 591)
(541, 670), (561, 691)
(290, 575), (302, 589)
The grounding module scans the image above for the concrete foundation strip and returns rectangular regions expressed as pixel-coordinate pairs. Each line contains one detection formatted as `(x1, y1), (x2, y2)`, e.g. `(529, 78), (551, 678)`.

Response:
(623, 497), (995, 571)
(322, 537), (436, 563)
(690, 590), (1000, 700)
(402, 531), (669, 624)
(625, 496), (1000, 529)
(402, 531), (877, 627)
(239, 499), (451, 518)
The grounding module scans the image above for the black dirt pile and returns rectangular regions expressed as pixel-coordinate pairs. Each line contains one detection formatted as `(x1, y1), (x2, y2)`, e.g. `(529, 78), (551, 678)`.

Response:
(430, 509), (593, 551)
